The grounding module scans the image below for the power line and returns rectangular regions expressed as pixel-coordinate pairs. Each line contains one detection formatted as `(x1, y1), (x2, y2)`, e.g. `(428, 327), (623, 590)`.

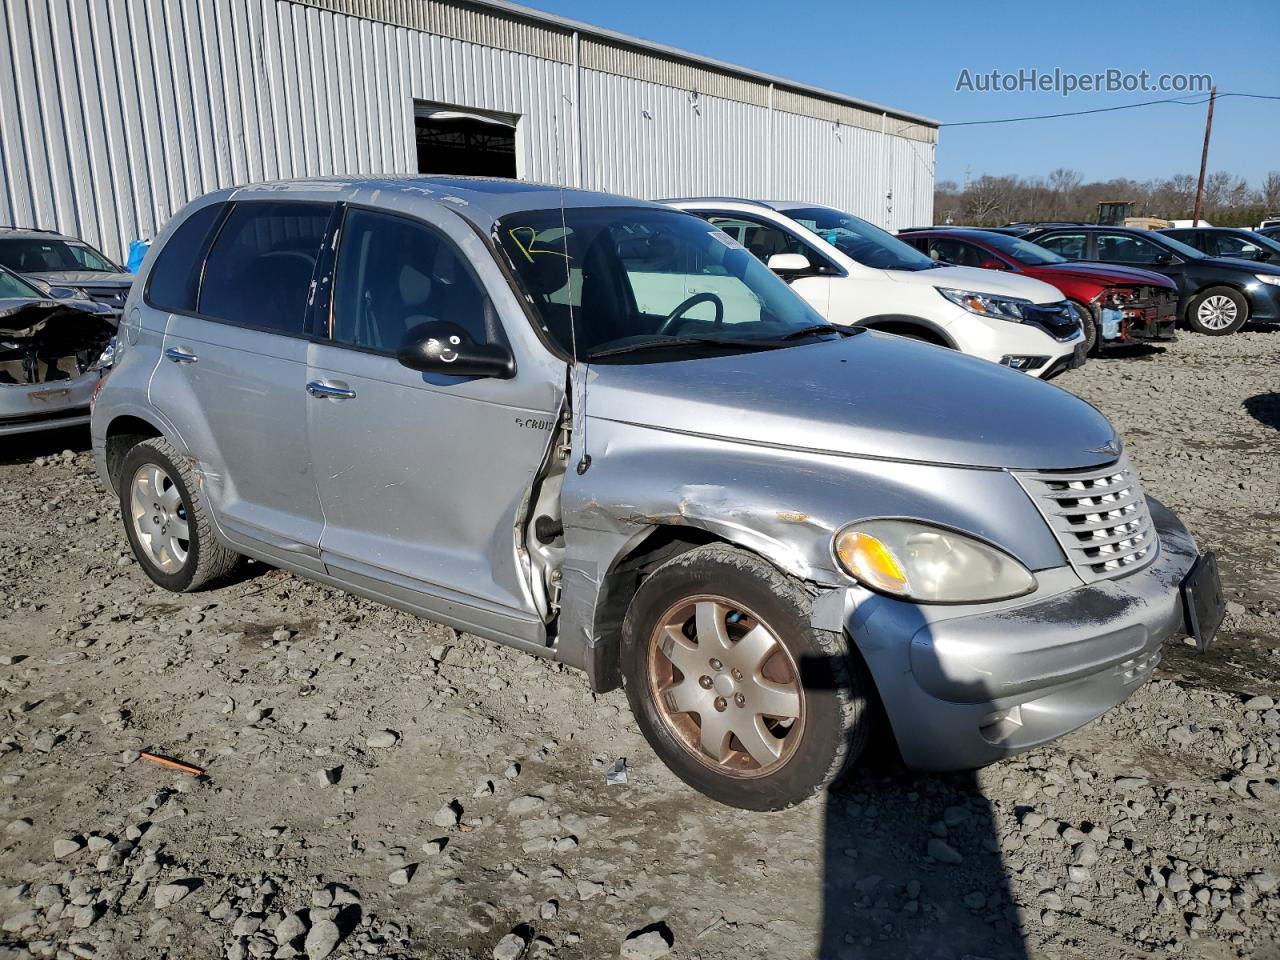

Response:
(940, 91), (1279, 128)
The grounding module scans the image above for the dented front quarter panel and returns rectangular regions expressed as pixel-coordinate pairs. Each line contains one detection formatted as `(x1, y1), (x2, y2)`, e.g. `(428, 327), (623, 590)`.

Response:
(555, 409), (1069, 685)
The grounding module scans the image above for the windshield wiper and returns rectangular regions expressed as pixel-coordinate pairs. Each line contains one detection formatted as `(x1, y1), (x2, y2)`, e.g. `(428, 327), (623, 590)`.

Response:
(774, 324), (858, 341)
(586, 335), (781, 360)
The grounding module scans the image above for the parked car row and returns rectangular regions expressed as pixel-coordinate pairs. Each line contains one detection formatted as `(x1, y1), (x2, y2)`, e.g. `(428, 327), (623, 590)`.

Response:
(81, 176), (1224, 811)
(904, 221), (1280, 337)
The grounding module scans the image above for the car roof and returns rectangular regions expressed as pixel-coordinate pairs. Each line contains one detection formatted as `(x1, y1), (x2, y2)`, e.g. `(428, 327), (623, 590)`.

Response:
(901, 228), (1008, 240)
(660, 198), (848, 215)
(212, 175), (660, 231)
(0, 226), (78, 241)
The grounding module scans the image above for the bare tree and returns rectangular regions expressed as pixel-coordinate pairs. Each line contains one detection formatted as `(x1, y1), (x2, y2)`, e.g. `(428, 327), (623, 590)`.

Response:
(1047, 168), (1083, 219)
(1263, 171), (1280, 211)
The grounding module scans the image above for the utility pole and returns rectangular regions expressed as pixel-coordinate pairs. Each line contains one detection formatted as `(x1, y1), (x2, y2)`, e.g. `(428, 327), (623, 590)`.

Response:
(1192, 86), (1216, 227)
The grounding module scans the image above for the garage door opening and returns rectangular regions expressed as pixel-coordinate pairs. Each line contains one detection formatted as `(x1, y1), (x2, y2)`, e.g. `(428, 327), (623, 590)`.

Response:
(414, 102), (519, 178)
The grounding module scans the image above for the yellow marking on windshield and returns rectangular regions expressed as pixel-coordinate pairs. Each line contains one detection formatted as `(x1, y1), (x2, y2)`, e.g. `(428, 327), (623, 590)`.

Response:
(507, 225), (571, 263)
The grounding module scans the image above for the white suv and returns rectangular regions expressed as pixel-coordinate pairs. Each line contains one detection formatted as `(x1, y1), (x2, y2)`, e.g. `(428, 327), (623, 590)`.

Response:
(664, 199), (1085, 377)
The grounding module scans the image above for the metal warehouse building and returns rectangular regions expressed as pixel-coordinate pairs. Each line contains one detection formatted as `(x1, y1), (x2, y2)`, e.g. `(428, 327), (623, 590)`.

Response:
(0, 0), (938, 261)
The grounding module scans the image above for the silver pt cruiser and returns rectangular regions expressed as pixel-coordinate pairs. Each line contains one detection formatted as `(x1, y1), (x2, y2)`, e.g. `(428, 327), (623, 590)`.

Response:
(91, 177), (1224, 810)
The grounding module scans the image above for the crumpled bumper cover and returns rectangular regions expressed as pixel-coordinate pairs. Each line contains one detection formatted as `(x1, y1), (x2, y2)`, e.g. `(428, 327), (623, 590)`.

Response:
(845, 496), (1198, 771)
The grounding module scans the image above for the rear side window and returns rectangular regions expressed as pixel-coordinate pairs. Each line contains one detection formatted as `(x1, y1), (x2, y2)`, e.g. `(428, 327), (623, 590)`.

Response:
(146, 203), (225, 313)
(198, 201), (332, 335)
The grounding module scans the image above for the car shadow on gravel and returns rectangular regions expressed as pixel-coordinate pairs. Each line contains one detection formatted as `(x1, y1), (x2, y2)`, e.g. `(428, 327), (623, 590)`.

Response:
(805, 654), (1031, 960)
(1244, 393), (1280, 430)
(0, 424), (93, 465)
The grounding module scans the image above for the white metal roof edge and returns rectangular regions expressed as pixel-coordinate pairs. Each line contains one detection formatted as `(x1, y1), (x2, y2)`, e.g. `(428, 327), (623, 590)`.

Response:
(396, 0), (942, 129)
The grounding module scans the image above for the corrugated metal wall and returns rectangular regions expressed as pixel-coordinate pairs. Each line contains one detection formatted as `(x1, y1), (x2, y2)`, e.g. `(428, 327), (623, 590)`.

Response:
(0, 0), (935, 261)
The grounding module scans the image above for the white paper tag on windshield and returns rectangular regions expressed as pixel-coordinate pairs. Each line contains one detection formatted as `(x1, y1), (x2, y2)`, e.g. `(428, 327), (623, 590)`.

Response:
(708, 231), (745, 251)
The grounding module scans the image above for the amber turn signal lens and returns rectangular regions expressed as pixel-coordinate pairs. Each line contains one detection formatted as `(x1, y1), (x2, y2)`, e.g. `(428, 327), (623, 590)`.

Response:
(835, 531), (909, 594)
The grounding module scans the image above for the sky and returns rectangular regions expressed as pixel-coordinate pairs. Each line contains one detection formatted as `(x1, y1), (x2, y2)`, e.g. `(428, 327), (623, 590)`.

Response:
(522, 0), (1279, 190)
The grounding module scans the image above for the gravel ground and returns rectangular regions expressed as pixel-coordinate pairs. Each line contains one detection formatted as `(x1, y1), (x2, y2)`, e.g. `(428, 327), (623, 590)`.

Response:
(1, 328), (1278, 960)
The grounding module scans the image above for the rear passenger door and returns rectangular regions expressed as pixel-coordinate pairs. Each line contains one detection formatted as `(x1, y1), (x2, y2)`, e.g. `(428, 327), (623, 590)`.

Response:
(305, 205), (557, 643)
(150, 200), (333, 572)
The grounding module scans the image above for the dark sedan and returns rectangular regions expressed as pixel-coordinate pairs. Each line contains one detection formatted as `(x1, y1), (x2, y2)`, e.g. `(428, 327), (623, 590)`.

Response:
(1022, 225), (1280, 335)
(1160, 227), (1280, 265)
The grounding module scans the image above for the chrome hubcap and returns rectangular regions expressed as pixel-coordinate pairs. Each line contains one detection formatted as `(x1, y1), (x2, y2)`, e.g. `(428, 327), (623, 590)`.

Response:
(648, 597), (804, 776)
(1197, 295), (1238, 330)
(129, 464), (189, 574)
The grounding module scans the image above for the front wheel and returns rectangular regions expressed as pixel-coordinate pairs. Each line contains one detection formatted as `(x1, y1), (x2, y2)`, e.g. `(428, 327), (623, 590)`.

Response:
(1069, 301), (1099, 354)
(621, 544), (872, 810)
(1187, 286), (1248, 335)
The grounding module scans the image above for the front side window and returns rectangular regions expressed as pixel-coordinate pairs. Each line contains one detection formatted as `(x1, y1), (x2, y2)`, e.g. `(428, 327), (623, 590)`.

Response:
(925, 238), (986, 268)
(331, 208), (495, 353)
(0, 237), (122, 274)
(1036, 232), (1087, 260)
(1096, 233), (1165, 264)
(785, 206), (938, 271)
(496, 207), (832, 360)
(198, 201), (332, 335)
(1210, 234), (1268, 260)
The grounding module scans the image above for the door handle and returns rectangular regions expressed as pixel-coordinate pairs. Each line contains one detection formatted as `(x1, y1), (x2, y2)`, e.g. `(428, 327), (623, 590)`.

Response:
(306, 380), (356, 400)
(164, 346), (198, 363)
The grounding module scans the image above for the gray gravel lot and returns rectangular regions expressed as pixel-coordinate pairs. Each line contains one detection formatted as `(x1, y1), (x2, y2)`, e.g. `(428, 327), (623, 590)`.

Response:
(1, 329), (1278, 960)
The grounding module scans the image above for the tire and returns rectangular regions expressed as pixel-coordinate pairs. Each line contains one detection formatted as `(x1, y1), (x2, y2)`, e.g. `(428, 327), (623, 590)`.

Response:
(1186, 286), (1248, 335)
(118, 437), (240, 592)
(620, 543), (872, 810)
(1069, 300), (1099, 354)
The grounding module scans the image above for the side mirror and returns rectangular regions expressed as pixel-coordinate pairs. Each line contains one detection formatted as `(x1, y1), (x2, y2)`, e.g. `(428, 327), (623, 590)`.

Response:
(397, 321), (515, 379)
(767, 252), (813, 275)
(978, 258), (1009, 271)
(1154, 252), (1176, 265)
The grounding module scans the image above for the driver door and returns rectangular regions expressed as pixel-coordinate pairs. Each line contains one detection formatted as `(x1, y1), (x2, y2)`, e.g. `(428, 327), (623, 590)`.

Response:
(305, 205), (559, 644)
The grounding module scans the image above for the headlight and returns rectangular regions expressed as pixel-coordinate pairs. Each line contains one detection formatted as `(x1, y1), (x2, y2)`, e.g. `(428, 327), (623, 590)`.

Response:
(936, 287), (1032, 322)
(88, 336), (118, 372)
(1254, 274), (1280, 287)
(833, 519), (1036, 603)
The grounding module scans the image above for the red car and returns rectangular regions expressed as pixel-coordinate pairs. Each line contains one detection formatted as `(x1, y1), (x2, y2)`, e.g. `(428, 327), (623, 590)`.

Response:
(899, 228), (1178, 352)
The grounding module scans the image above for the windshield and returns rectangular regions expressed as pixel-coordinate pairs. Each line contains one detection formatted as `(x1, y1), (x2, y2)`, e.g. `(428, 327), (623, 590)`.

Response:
(0, 237), (121, 273)
(496, 207), (833, 360)
(973, 232), (1067, 266)
(0, 266), (44, 299)
(785, 206), (938, 271)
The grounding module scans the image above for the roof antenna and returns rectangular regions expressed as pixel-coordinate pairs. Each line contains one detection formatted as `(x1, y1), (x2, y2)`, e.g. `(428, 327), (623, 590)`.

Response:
(552, 95), (590, 475)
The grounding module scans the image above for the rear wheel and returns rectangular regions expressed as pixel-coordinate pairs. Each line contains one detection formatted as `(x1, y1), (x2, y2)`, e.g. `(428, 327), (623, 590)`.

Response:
(621, 544), (872, 810)
(119, 437), (240, 592)
(1187, 286), (1248, 335)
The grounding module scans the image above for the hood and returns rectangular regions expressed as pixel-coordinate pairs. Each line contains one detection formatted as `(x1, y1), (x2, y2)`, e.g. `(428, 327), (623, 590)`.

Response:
(1205, 257), (1280, 276)
(1028, 262), (1176, 289)
(27, 270), (133, 288)
(585, 332), (1118, 470)
(886, 264), (1064, 304)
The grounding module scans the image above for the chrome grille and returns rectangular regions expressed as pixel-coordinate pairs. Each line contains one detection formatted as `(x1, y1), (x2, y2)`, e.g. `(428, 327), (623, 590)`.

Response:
(1015, 455), (1157, 582)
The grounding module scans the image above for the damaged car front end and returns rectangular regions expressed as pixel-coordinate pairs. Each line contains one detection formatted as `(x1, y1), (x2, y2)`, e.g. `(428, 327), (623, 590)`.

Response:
(0, 267), (117, 436)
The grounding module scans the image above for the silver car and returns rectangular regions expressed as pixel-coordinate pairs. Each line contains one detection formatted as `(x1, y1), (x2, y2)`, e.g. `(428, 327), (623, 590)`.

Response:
(91, 177), (1223, 810)
(1, 264), (117, 436)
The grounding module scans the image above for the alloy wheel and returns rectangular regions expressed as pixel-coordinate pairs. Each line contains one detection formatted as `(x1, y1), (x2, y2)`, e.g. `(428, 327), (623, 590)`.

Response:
(646, 596), (805, 777)
(128, 464), (190, 574)
(1197, 295), (1238, 331)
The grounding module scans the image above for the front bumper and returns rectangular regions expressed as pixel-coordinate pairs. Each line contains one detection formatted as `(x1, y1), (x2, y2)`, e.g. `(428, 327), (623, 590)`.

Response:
(1246, 281), (1280, 323)
(843, 497), (1199, 771)
(0, 370), (103, 436)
